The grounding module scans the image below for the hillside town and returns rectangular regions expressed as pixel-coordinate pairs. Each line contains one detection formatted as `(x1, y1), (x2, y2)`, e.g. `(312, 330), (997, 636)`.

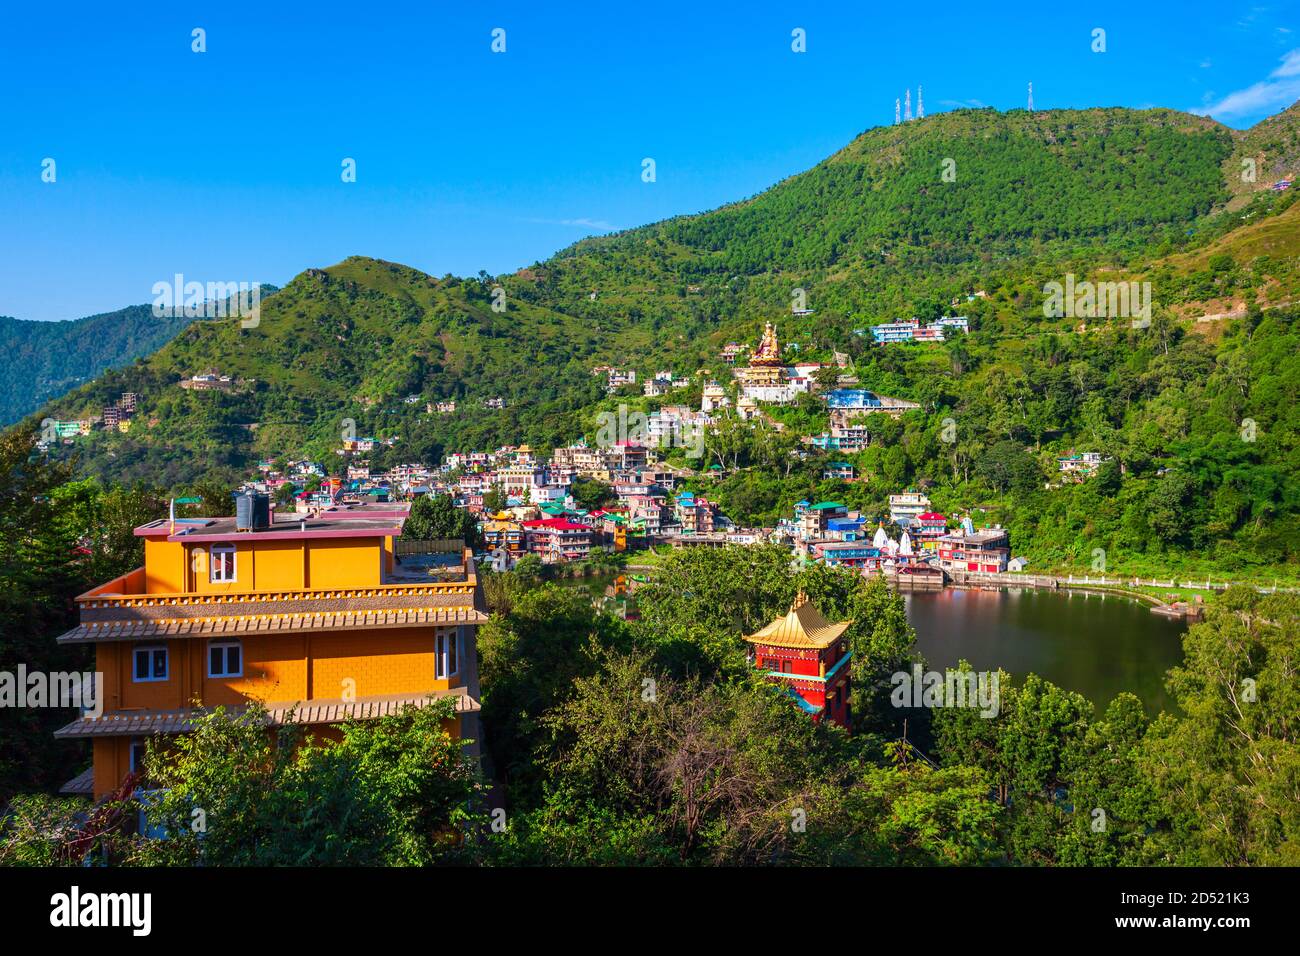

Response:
(39, 320), (1114, 594)
(164, 320), (1125, 588)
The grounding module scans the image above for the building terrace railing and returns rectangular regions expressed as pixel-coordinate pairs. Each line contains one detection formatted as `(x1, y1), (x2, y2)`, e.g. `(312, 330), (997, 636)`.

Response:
(78, 559), (478, 611)
(78, 580), (479, 610)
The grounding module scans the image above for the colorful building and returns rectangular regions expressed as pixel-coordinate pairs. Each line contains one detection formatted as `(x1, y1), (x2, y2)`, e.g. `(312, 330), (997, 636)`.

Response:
(673, 492), (716, 535)
(1057, 451), (1107, 477)
(522, 517), (594, 562)
(54, 500), (485, 801)
(481, 514), (525, 557)
(915, 512), (948, 551)
(812, 542), (884, 570)
(870, 316), (968, 343)
(744, 593), (852, 729)
(937, 527), (1010, 573)
(797, 501), (847, 541)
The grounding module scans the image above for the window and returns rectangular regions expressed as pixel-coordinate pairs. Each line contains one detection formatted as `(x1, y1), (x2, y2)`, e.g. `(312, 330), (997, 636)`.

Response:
(208, 641), (242, 678)
(210, 543), (237, 583)
(133, 645), (168, 682)
(761, 657), (779, 671)
(436, 631), (459, 679)
(129, 738), (147, 771)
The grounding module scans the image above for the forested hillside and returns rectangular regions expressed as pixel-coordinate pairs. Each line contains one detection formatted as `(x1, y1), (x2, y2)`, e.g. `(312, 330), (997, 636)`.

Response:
(17, 103), (1300, 576)
(0, 305), (189, 426)
(0, 286), (281, 427)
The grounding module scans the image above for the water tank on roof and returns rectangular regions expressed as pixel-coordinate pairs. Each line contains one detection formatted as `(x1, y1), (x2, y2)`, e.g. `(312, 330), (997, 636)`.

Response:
(236, 492), (272, 531)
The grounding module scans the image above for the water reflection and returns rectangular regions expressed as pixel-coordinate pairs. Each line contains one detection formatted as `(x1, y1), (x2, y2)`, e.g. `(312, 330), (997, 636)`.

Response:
(905, 588), (1187, 713)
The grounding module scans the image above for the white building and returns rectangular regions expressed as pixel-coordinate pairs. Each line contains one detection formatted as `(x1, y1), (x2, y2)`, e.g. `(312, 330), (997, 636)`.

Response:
(888, 491), (932, 528)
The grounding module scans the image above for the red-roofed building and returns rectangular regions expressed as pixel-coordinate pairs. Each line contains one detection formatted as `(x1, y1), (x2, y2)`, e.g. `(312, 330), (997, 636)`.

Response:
(916, 512), (948, 552)
(522, 518), (594, 562)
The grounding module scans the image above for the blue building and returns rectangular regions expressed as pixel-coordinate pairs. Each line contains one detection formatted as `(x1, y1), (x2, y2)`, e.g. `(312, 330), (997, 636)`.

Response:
(826, 389), (884, 409)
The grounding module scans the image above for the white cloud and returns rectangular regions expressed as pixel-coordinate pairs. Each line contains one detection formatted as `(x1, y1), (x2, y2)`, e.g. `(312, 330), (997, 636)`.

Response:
(1192, 48), (1300, 119)
(1275, 48), (1300, 76)
(557, 218), (614, 230)
(523, 216), (614, 231)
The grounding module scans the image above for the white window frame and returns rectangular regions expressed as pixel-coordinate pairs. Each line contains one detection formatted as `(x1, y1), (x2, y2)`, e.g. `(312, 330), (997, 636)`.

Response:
(132, 645), (169, 682)
(207, 640), (243, 678)
(436, 630), (460, 680)
(210, 543), (237, 584)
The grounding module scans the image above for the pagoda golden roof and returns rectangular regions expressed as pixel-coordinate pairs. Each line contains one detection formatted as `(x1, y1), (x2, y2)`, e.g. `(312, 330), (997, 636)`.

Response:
(744, 592), (851, 649)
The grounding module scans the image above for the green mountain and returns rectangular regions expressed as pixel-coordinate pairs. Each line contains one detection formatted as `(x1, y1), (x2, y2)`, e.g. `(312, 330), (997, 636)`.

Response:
(0, 305), (193, 426)
(15, 103), (1300, 577)
(0, 286), (280, 428)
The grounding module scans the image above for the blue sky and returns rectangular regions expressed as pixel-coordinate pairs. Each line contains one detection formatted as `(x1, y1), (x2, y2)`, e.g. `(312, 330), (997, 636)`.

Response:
(1, 1), (1297, 320)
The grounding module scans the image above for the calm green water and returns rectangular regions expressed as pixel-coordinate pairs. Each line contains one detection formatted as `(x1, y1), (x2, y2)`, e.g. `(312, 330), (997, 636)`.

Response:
(905, 588), (1187, 713)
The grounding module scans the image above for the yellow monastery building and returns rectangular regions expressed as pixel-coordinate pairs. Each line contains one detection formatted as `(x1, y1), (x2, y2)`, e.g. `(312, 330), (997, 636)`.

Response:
(54, 500), (485, 801)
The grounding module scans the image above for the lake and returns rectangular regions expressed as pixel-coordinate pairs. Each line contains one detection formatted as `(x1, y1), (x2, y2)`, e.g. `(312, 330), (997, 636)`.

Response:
(556, 571), (1188, 713)
(905, 587), (1188, 713)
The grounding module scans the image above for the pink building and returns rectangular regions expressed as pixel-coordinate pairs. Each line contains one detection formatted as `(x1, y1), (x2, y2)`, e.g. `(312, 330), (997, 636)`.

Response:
(522, 518), (593, 562)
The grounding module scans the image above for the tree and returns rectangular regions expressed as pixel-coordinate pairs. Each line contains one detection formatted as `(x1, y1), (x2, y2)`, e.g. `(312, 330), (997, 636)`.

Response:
(932, 668), (1093, 863)
(130, 698), (479, 866)
(476, 584), (623, 808)
(0, 429), (93, 802)
(528, 652), (832, 865)
(569, 477), (614, 511)
(403, 493), (478, 545)
(482, 483), (507, 513)
(187, 478), (235, 517)
(1135, 588), (1300, 865)
(814, 366), (841, 390)
(976, 440), (1039, 495)
(0, 795), (89, 866)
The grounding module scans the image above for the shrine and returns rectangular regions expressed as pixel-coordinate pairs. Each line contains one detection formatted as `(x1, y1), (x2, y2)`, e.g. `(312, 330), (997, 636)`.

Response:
(733, 321), (799, 404)
(744, 591), (853, 729)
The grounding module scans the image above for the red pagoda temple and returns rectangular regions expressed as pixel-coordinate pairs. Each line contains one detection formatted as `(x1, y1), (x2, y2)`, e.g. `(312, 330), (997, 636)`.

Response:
(744, 592), (852, 729)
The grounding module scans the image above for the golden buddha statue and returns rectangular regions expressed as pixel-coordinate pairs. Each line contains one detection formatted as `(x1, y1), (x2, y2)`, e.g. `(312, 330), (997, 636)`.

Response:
(750, 322), (782, 367)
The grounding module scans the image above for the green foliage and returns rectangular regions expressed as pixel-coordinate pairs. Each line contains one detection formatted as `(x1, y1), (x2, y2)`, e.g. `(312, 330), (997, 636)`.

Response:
(1135, 588), (1300, 865)
(129, 698), (479, 866)
(477, 584), (627, 808)
(0, 429), (156, 802)
(402, 493), (478, 545)
(0, 305), (198, 427)
(0, 794), (88, 866)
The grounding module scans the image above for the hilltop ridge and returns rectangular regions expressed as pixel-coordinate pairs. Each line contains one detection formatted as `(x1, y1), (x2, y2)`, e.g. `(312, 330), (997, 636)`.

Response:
(17, 101), (1300, 489)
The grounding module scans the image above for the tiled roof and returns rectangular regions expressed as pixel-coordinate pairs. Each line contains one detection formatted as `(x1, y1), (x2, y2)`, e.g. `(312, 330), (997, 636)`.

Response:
(744, 592), (851, 649)
(57, 606), (487, 644)
(54, 689), (479, 739)
(59, 766), (95, 795)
